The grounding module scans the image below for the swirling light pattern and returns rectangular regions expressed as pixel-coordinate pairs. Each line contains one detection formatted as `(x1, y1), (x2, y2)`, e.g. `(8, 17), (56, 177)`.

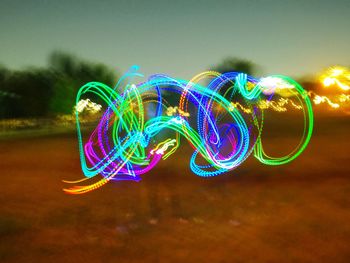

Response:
(64, 67), (313, 194)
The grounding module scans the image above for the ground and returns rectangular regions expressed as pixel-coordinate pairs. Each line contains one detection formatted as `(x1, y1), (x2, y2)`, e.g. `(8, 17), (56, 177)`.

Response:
(0, 110), (349, 263)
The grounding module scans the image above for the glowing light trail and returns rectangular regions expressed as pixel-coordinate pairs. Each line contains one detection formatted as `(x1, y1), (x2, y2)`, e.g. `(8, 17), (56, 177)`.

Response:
(321, 66), (350, 91)
(64, 67), (313, 194)
(307, 66), (350, 110)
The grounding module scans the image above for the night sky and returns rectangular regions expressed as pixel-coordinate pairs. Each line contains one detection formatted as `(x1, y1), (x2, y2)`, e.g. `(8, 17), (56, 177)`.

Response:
(1, 0), (349, 78)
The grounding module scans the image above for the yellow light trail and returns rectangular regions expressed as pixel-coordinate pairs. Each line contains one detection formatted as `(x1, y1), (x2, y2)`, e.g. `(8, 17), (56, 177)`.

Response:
(321, 66), (350, 91)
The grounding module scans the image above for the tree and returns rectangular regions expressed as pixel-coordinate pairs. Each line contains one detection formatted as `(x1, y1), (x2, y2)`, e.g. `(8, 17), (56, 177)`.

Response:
(0, 51), (118, 118)
(0, 68), (55, 118)
(213, 57), (256, 75)
(48, 51), (117, 115)
(210, 57), (258, 96)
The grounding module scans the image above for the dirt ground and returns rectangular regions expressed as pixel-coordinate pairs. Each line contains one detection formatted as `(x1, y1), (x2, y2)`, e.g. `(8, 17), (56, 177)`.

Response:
(0, 111), (349, 263)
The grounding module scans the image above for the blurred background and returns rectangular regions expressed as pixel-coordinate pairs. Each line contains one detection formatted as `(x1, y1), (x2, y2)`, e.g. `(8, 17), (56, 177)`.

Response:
(0, 0), (349, 262)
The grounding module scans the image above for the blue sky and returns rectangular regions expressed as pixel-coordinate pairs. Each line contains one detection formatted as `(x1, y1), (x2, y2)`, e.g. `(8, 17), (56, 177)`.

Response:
(0, 0), (349, 78)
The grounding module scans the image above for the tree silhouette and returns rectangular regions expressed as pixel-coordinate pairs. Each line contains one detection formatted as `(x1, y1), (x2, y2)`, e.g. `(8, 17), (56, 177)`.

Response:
(213, 57), (256, 75)
(210, 57), (258, 96)
(48, 51), (117, 114)
(0, 51), (117, 118)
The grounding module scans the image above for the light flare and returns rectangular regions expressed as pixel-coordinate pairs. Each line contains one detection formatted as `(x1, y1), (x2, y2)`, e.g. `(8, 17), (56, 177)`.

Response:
(321, 66), (350, 91)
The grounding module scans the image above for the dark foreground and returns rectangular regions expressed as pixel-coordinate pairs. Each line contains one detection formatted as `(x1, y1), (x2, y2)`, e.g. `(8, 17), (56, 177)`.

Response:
(0, 112), (350, 263)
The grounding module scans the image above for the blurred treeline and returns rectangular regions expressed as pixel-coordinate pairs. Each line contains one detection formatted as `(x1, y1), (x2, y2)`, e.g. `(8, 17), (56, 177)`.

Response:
(0, 54), (322, 120)
(0, 51), (117, 119)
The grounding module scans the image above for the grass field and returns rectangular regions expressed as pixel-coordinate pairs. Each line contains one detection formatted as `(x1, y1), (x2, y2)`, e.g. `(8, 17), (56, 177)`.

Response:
(0, 110), (349, 262)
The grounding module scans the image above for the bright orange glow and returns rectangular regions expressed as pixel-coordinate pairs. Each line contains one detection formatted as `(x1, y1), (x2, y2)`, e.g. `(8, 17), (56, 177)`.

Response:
(320, 66), (350, 91)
